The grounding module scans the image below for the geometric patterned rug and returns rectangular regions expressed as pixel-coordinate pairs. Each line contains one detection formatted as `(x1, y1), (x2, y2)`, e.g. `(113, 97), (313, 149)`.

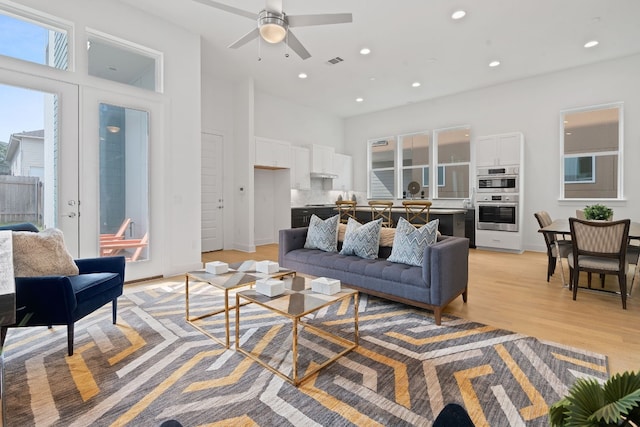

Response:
(3, 278), (609, 426)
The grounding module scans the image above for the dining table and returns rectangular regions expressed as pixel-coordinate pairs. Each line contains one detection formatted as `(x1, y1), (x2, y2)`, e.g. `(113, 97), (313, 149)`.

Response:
(538, 218), (640, 291)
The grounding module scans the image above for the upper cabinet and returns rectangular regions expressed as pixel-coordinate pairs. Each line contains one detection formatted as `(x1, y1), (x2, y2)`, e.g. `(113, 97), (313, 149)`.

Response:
(290, 146), (311, 190)
(310, 144), (336, 175)
(333, 153), (352, 191)
(255, 137), (291, 169)
(476, 133), (523, 167)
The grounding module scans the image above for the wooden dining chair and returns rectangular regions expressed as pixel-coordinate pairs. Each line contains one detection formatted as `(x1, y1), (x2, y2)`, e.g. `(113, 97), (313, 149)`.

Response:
(568, 217), (630, 309)
(368, 200), (393, 228)
(402, 200), (432, 227)
(100, 218), (131, 241)
(336, 200), (357, 224)
(534, 211), (572, 283)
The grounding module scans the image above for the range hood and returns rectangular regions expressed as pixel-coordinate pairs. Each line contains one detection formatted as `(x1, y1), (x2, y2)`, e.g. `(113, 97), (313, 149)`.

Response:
(310, 172), (338, 179)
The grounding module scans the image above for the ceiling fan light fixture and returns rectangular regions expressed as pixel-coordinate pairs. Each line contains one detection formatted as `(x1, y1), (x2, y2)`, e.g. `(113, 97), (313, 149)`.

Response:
(258, 10), (287, 43)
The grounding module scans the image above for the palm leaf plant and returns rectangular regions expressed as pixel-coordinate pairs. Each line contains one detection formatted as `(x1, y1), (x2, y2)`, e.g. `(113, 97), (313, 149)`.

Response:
(549, 371), (640, 427)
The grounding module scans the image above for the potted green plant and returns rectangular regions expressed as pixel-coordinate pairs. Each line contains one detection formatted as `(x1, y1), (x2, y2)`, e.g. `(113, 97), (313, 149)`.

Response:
(583, 204), (614, 221)
(549, 371), (640, 427)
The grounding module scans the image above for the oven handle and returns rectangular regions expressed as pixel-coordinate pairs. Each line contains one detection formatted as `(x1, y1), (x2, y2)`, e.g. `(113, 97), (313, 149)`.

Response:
(477, 203), (519, 207)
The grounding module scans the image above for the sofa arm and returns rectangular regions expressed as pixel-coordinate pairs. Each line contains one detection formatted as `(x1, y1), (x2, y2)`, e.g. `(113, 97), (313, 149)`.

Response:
(278, 228), (308, 264)
(15, 276), (77, 324)
(75, 256), (126, 283)
(424, 236), (469, 305)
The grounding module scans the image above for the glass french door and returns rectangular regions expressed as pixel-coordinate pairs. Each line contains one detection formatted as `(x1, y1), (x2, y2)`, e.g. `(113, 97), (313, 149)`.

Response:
(81, 87), (164, 280)
(0, 68), (80, 255)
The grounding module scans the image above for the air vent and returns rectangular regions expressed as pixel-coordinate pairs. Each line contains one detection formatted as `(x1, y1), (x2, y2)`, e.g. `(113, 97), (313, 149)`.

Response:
(327, 56), (344, 65)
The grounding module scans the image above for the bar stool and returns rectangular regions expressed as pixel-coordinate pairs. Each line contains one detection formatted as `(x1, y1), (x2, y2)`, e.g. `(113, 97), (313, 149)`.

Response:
(368, 200), (394, 228)
(402, 200), (432, 227)
(336, 200), (357, 224)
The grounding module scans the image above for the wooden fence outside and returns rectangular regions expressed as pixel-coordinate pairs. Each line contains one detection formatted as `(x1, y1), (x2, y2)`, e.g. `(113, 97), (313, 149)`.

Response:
(0, 175), (43, 225)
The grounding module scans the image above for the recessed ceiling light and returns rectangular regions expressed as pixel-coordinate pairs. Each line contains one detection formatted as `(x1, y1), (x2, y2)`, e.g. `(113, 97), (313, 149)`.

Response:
(412, 82), (421, 88)
(298, 72), (307, 79)
(369, 77), (376, 81)
(451, 10), (466, 20)
(360, 48), (371, 55)
(489, 60), (500, 67)
(355, 97), (364, 102)
(584, 40), (599, 48)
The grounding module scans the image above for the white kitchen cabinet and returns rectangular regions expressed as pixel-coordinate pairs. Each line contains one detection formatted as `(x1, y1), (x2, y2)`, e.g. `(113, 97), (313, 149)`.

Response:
(255, 137), (291, 169)
(290, 146), (311, 190)
(333, 153), (352, 191)
(310, 144), (336, 175)
(476, 133), (523, 167)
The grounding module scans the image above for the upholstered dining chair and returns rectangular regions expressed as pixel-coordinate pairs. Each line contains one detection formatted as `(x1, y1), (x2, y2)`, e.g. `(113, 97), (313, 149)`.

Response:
(336, 200), (357, 224)
(568, 217), (630, 309)
(402, 200), (432, 227)
(534, 211), (572, 283)
(368, 200), (394, 228)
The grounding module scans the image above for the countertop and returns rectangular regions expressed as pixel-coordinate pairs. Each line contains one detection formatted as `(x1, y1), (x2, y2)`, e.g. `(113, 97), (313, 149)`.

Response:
(292, 205), (468, 214)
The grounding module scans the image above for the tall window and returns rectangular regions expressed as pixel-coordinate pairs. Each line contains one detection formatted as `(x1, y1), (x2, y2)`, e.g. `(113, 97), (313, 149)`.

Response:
(368, 137), (396, 199)
(0, 9), (69, 70)
(399, 132), (430, 199)
(561, 104), (622, 199)
(434, 127), (470, 199)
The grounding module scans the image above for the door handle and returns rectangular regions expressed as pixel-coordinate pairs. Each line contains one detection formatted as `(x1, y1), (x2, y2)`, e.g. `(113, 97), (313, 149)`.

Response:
(67, 212), (77, 218)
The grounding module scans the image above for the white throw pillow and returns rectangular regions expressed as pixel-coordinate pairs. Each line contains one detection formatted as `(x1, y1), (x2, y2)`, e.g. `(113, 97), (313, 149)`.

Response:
(304, 214), (339, 252)
(12, 228), (79, 277)
(387, 217), (439, 266)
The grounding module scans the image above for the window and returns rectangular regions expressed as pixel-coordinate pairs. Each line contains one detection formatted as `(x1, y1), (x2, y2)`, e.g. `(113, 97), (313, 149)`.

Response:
(399, 132), (430, 199)
(87, 30), (162, 92)
(561, 103), (622, 199)
(564, 156), (595, 183)
(368, 137), (396, 199)
(0, 8), (69, 70)
(434, 127), (470, 199)
(422, 166), (445, 187)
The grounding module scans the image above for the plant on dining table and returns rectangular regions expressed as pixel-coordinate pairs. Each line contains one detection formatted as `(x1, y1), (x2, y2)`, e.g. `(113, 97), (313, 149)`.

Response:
(583, 204), (614, 221)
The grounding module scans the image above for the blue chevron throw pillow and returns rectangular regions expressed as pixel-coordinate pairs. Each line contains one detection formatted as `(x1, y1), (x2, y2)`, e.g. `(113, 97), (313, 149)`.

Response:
(304, 214), (339, 252)
(340, 218), (383, 259)
(387, 217), (439, 266)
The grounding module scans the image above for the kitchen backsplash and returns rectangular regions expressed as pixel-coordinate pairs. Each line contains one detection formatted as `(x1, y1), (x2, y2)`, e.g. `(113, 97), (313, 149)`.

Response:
(291, 180), (366, 207)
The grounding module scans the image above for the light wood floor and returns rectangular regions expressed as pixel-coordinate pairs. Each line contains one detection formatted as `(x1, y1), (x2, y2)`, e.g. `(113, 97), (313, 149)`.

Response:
(199, 245), (640, 374)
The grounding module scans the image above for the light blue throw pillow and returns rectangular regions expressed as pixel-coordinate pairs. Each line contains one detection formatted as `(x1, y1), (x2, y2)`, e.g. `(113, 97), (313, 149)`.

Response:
(340, 218), (383, 259)
(304, 214), (339, 252)
(387, 217), (439, 266)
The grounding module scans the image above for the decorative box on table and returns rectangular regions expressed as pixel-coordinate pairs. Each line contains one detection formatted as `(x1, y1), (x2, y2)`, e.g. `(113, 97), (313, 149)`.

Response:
(256, 260), (279, 274)
(311, 277), (341, 295)
(205, 261), (228, 275)
(255, 278), (285, 297)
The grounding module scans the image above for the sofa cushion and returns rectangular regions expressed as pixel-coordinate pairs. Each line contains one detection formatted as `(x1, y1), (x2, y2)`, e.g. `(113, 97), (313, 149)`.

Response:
(12, 228), (80, 277)
(388, 217), (439, 267)
(340, 218), (382, 259)
(304, 214), (339, 252)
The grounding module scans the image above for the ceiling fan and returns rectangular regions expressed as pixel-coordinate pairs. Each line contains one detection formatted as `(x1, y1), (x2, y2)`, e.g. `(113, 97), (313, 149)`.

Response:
(192, 0), (352, 60)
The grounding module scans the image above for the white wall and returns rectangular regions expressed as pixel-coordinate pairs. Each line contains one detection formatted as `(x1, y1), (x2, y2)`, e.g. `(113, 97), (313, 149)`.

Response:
(344, 54), (640, 252)
(255, 91), (344, 151)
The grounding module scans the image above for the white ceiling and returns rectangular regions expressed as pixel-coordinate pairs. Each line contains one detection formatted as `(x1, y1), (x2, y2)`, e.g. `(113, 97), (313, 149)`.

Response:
(119, 0), (640, 118)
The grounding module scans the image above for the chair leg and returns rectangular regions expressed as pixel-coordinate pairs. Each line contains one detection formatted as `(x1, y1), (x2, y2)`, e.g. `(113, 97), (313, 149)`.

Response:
(112, 298), (118, 324)
(572, 270), (579, 301)
(587, 272), (592, 288)
(619, 273), (627, 309)
(67, 323), (74, 356)
(547, 256), (556, 282)
(1, 326), (7, 350)
(600, 273), (605, 288)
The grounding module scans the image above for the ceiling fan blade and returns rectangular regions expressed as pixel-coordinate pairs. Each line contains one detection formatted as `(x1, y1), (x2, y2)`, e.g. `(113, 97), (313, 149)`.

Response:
(228, 28), (260, 49)
(286, 30), (311, 60)
(191, 0), (257, 20)
(265, 0), (283, 14)
(287, 13), (353, 27)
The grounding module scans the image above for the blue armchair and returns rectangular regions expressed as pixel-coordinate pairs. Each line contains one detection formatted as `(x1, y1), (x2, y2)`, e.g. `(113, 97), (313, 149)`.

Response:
(0, 223), (125, 356)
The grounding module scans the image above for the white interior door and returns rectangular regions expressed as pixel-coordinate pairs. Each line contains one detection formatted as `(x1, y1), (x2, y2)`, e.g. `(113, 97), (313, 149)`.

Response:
(201, 132), (223, 252)
(0, 68), (80, 255)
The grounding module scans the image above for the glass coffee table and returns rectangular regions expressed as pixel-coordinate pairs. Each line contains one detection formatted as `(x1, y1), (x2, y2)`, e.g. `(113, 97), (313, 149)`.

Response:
(185, 260), (294, 348)
(235, 276), (359, 386)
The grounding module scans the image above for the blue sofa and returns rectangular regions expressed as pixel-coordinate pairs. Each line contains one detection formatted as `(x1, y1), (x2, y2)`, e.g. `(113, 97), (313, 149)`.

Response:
(279, 227), (469, 325)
